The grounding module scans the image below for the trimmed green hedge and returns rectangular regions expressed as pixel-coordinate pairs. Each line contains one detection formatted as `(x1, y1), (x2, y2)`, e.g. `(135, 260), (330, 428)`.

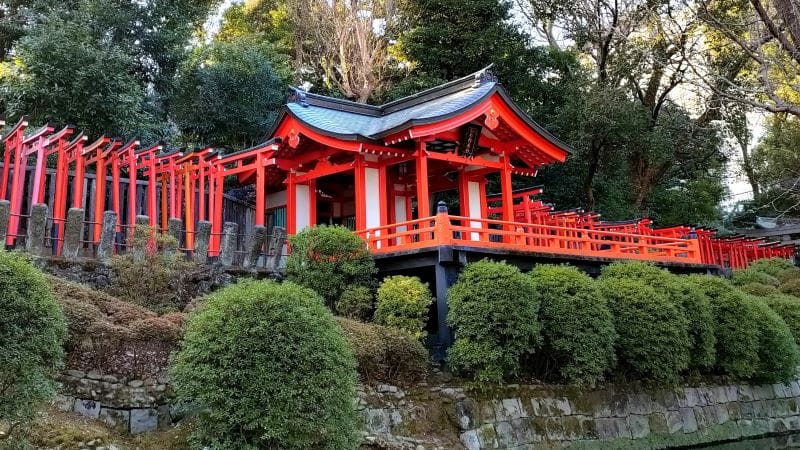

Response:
(706, 289), (760, 379)
(739, 283), (780, 297)
(600, 262), (715, 371)
(336, 286), (374, 322)
(374, 276), (433, 339)
(763, 294), (800, 345)
(286, 225), (377, 309)
(750, 299), (800, 382)
(447, 260), (540, 384)
(731, 268), (779, 287)
(529, 265), (616, 385)
(597, 277), (690, 383)
(748, 258), (797, 277)
(171, 280), (359, 449)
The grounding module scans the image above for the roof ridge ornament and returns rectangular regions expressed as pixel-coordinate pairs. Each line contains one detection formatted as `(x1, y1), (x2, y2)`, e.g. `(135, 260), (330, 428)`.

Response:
(472, 65), (497, 88)
(288, 87), (309, 107)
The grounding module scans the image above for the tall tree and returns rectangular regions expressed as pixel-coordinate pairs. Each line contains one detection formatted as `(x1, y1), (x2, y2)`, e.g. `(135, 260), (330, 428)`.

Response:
(172, 37), (290, 149)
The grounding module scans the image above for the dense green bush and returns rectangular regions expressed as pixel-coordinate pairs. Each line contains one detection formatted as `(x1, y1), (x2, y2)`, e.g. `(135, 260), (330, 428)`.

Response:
(48, 275), (182, 379)
(597, 277), (690, 383)
(749, 299), (800, 382)
(777, 267), (800, 284)
(780, 278), (800, 298)
(0, 252), (67, 435)
(739, 283), (780, 297)
(748, 258), (797, 277)
(286, 225), (377, 309)
(374, 276), (433, 339)
(529, 265), (616, 385)
(336, 286), (374, 321)
(107, 225), (197, 313)
(731, 268), (779, 287)
(706, 289), (760, 379)
(171, 280), (359, 449)
(686, 274), (736, 300)
(763, 294), (800, 344)
(337, 318), (428, 384)
(600, 262), (716, 371)
(447, 260), (540, 384)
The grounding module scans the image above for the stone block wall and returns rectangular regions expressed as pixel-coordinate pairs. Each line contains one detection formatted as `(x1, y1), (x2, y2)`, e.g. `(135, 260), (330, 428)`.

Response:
(56, 370), (174, 434)
(360, 379), (800, 449)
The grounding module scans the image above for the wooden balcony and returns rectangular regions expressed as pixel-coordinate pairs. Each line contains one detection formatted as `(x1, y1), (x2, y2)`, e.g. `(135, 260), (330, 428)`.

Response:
(357, 213), (703, 265)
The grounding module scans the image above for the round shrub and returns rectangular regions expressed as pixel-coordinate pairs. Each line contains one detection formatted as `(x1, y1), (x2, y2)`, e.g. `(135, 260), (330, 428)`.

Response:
(447, 260), (540, 384)
(597, 277), (690, 383)
(763, 294), (800, 344)
(706, 289), (760, 379)
(748, 258), (797, 277)
(750, 300), (800, 382)
(739, 283), (780, 297)
(374, 276), (433, 339)
(731, 268), (779, 287)
(286, 225), (377, 309)
(529, 265), (616, 385)
(780, 278), (800, 298)
(336, 286), (374, 321)
(777, 267), (800, 284)
(601, 262), (715, 371)
(0, 251), (67, 429)
(336, 318), (428, 384)
(171, 280), (359, 449)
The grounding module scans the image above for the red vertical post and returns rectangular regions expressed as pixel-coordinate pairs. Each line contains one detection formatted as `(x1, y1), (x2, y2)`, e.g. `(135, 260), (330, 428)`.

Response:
(128, 154), (137, 228)
(31, 138), (47, 204)
(93, 157), (107, 242)
(198, 162), (206, 221)
(354, 155), (366, 230)
(7, 138), (28, 245)
(73, 156), (85, 208)
(255, 156), (265, 226)
(308, 179), (317, 227)
(53, 141), (68, 254)
(184, 169), (194, 249)
(0, 135), (12, 200)
(287, 171), (297, 235)
(415, 144), (430, 220)
(210, 170), (224, 256)
(500, 152), (514, 224)
(148, 157), (157, 227)
(111, 155), (121, 231)
(160, 174), (168, 232)
(169, 160), (177, 218)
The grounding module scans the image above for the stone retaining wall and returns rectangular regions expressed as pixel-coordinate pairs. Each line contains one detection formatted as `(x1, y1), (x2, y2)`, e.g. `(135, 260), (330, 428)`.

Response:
(361, 379), (800, 449)
(56, 370), (174, 434)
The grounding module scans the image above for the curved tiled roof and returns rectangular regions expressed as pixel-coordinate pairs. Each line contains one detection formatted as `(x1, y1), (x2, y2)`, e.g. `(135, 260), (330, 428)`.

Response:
(266, 67), (572, 155)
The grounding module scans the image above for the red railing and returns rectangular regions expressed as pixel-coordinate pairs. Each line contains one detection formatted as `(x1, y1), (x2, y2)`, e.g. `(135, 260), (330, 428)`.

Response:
(357, 213), (703, 264)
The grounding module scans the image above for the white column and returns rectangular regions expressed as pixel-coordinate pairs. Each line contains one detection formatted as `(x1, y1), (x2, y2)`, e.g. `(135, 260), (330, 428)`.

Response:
(295, 184), (311, 231)
(364, 167), (381, 247)
(394, 188), (407, 245)
(468, 181), (482, 241)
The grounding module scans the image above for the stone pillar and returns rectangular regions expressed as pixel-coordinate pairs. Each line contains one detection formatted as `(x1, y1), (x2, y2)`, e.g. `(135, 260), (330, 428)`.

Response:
(131, 215), (151, 261)
(265, 226), (287, 272)
(219, 222), (238, 267)
(244, 225), (267, 268)
(96, 211), (117, 262)
(25, 203), (49, 256)
(167, 217), (183, 246)
(0, 199), (9, 246)
(63, 208), (85, 261)
(193, 220), (211, 265)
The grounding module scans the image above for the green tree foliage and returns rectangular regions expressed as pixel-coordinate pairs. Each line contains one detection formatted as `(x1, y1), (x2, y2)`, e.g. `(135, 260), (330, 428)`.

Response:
(336, 286), (375, 322)
(0, 19), (153, 137)
(285, 225), (377, 309)
(600, 262), (716, 371)
(528, 265), (616, 385)
(750, 300), (800, 382)
(740, 283), (780, 297)
(731, 268), (779, 287)
(173, 37), (290, 149)
(374, 276), (433, 339)
(170, 280), (359, 450)
(706, 289), (760, 379)
(337, 317), (428, 384)
(0, 251), (67, 437)
(763, 294), (800, 345)
(446, 260), (540, 384)
(747, 257), (798, 277)
(597, 277), (690, 383)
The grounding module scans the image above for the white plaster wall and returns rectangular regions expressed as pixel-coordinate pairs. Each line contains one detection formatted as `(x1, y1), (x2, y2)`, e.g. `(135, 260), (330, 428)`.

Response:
(364, 168), (381, 229)
(394, 195), (407, 245)
(468, 181), (483, 241)
(295, 184), (311, 231)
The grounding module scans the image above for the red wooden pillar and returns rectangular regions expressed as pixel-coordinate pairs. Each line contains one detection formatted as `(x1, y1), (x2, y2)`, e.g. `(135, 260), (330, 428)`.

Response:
(111, 155), (121, 231)
(255, 157), (266, 226)
(415, 144), (430, 219)
(128, 155), (138, 228)
(354, 155), (366, 230)
(7, 138), (28, 245)
(210, 171), (224, 256)
(184, 169), (194, 249)
(147, 155), (157, 227)
(53, 141), (69, 254)
(500, 152), (514, 224)
(287, 171), (297, 235)
(93, 156), (107, 242)
(198, 162), (206, 221)
(169, 161), (177, 219)
(309, 179), (317, 227)
(160, 174), (169, 231)
(31, 138), (47, 205)
(0, 136), (12, 200)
